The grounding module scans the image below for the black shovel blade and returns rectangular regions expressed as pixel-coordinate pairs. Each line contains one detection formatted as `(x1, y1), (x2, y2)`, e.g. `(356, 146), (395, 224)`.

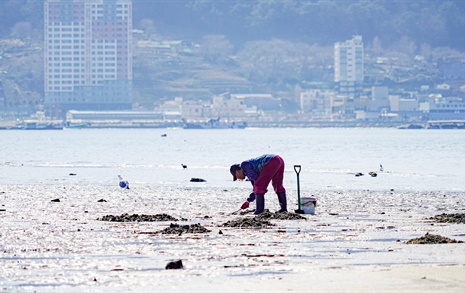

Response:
(295, 209), (304, 214)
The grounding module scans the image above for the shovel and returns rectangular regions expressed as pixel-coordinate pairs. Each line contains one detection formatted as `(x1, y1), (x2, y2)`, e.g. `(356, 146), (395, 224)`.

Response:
(229, 208), (242, 215)
(294, 165), (304, 214)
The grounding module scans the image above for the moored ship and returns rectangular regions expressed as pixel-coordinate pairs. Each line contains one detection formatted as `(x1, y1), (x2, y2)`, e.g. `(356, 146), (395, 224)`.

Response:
(183, 118), (247, 129)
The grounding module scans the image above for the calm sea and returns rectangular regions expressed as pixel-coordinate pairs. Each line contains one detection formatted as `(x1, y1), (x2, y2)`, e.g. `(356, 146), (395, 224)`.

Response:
(1, 127), (464, 192)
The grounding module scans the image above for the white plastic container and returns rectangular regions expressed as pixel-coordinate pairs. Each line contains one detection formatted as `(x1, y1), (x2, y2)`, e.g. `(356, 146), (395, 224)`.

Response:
(300, 197), (317, 214)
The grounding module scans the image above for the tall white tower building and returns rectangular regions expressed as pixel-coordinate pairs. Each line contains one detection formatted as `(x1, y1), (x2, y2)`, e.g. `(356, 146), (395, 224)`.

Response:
(44, 0), (132, 117)
(334, 35), (364, 83)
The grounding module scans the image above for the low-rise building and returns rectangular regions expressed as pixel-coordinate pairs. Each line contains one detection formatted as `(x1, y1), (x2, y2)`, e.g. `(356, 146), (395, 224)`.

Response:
(330, 95), (355, 119)
(299, 89), (334, 116)
(389, 95), (419, 112)
(428, 95), (465, 120)
(231, 94), (280, 111)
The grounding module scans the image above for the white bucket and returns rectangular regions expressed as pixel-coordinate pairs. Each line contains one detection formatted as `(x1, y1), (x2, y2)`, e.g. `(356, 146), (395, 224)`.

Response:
(300, 197), (317, 214)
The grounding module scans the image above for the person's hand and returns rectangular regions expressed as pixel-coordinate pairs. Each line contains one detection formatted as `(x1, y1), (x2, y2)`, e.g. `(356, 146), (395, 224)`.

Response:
(241, 201), (250, 209)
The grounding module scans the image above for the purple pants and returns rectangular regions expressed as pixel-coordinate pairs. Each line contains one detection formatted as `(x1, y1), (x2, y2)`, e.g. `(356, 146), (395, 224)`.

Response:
(253, 155), (286, 195)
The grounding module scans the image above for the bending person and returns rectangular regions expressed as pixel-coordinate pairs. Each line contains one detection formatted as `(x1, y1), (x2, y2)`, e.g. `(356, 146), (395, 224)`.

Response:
(230, 154), (287, 215)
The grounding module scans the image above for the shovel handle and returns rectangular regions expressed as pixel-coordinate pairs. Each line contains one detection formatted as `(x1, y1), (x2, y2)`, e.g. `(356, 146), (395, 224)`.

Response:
(294, 165), (302, 210)
(229, 208), (242, 215)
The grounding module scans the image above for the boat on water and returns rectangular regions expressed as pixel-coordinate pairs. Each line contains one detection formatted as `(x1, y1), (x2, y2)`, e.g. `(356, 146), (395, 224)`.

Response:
(22, 120), (63, 130)
(183, 118), (247, 129)
(425, 120), (465, 129)
(397, 124), (424, 129)
(65, 121), (91, 129)
(17, 112), (64, 130)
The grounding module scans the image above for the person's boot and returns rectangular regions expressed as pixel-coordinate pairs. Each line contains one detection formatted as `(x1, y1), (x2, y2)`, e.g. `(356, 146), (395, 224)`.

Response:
(277, 192), (287, 213)
(254, 194), (265, 215)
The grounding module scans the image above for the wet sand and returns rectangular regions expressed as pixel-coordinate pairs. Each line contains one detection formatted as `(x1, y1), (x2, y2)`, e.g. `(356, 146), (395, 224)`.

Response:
(1, 184), (465, 292)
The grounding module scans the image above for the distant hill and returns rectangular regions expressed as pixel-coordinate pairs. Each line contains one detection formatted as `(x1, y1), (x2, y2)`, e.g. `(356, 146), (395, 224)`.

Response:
(1, 1), (465, 50)
(132, 0), (465, 50)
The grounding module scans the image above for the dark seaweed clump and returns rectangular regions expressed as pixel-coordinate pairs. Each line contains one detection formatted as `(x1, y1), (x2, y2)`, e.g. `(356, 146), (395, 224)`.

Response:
(256, 210), (307, 220)
(221, 217), (275, 228)
(97, 213), (178, 222)
(405, 232), (463, 244)
(165, 260), (183, 269)
(156, 223), (211, 234)
(430, 213), (465, 224)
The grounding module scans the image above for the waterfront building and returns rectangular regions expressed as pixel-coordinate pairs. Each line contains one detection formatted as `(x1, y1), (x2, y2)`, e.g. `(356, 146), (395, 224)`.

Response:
(334, 35), (364, 97)
(299, 89), (334, 116)
(330, 95), (355, 119)
(427, 96), (465, 120)
(44, 0), (132, 117)
(231, 94), (280, 111)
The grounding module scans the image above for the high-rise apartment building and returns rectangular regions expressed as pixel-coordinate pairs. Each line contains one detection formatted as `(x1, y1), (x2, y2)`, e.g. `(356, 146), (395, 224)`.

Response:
(334, 35), (364, 83)
(44, 0), (132, 117)
(334, 35), (364, 98)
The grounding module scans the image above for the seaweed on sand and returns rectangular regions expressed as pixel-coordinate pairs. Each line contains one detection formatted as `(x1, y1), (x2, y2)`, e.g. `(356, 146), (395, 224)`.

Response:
(221, 210), (306, 229)
(156, 223), (211, 234)
(430, 213), (465, 224)
(256, 210), (307, 220)
(97, 213), (178, 222)
(405, 232), (463, 244)
(220, 217), (275, 229)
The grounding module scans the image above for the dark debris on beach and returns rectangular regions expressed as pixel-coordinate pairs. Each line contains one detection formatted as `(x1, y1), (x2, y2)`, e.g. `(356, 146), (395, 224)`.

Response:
(430, 213), (465, 224)
(220, 210), (306, 229)
(220, 217), (275, 229)
(155, 223), (211, 234)
(97, 213), (178, 222)
(405, 232), (464, 244)
(165, 260), (184, 269)
(256, 210), (307, 220)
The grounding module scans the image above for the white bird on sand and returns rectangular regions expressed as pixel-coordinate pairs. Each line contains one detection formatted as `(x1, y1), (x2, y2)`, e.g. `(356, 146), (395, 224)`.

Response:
(118, 175), (129, 190)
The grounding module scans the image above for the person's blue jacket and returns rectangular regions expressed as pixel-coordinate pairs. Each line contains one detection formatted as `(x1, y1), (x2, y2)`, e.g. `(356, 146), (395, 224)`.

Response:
(241, 154), (276, 202)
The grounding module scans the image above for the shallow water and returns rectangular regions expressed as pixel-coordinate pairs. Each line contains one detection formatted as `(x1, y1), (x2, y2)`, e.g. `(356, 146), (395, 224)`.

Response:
(1, 127), (464, 191)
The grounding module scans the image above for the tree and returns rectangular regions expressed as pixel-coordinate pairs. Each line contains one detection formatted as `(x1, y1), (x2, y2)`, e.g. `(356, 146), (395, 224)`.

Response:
(138, 18), (156, 40)
(10, 22), (33, 40)
(0, 0), (43, 39)
(198, 35), (233, 64)
(390, 36), (417, 57)
(420, 43), (432, 61)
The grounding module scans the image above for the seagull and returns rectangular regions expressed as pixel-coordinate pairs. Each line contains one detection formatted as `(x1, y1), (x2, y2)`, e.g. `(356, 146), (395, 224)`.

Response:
(118, 175), (129, 190)
(181, 164), (187, 169)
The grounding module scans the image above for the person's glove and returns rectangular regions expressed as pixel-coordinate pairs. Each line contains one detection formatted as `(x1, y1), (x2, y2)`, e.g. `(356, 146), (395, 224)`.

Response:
(241, 201), (250, 209)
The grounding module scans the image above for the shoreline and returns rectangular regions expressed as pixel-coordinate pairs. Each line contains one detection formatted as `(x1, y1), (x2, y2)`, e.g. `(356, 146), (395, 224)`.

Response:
(0, 119), (454, 130)
(1, 184), (465, 292)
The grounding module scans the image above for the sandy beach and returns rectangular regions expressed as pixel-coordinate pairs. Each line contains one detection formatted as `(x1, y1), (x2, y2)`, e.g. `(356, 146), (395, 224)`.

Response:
(1, 184), (465, 292)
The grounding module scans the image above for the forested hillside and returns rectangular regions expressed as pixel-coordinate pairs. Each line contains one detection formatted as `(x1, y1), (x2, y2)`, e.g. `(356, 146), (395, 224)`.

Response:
(1, 0), (465, 50)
